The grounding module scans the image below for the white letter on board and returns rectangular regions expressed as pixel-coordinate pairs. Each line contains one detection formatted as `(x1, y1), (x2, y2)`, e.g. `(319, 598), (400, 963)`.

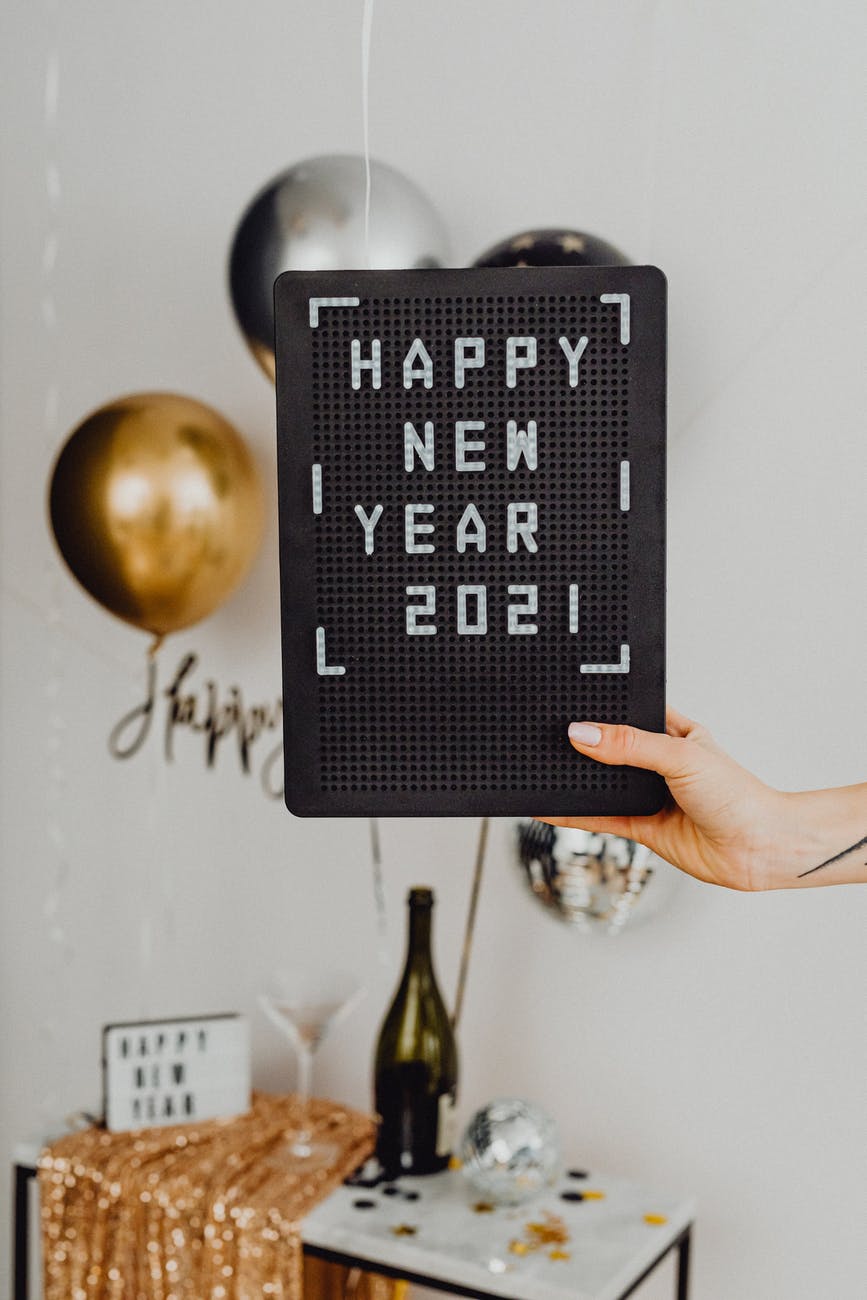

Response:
(456, 504), (487, 554)
(351, 338), (382, 389)
(507, 502), (538, 553)
(558, 335), (589, 386)
(455, 421), (486, 471)
(457, 585), (487, 635)
(506, 419), (538, 471)
(569, 584), (580, 633)
(405, 503), (435, 553)
(508, 585), (538, 635)
(404, 421), (435, 471)
(454, 337), (485, 388)
(354, 503), (384, 555)
(406, 586), (437, 635)
(403, 339), (434, 389)
(506, 336), (537, 387)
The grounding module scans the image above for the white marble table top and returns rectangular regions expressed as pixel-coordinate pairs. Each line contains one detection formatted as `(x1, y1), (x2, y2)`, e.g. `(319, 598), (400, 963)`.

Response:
(303, 1166), (695, 1300)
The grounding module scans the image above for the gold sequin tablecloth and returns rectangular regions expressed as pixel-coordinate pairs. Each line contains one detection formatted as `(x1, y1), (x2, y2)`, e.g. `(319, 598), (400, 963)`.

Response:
(38, 1092), (392, 1300)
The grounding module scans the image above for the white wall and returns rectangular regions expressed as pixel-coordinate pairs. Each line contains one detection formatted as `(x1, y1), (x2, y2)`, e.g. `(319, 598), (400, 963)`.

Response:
(2, 3), (866, 1298)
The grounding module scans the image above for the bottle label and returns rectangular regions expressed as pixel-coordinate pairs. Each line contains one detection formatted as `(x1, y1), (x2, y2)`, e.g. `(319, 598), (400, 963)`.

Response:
(436, 1092), (457, 1158)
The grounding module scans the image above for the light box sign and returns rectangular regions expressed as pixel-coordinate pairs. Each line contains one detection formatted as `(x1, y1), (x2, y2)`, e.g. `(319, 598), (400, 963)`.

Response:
(102, 1014), (250, 1132)
(275, 267), (666, 817)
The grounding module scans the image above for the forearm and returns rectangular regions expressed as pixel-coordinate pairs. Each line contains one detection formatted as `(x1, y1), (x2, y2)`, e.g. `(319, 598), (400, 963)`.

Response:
(774, 784), (867, 888)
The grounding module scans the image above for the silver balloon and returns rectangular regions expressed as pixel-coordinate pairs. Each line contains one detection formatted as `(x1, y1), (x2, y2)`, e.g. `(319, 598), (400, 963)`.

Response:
(229, 154), (450, 379)
(515, 820), (677, 936)
(461, 1098), (559, 1206)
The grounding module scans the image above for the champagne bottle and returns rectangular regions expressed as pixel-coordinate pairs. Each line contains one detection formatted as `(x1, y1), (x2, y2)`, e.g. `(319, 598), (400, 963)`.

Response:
(374, 887), (458, 1176)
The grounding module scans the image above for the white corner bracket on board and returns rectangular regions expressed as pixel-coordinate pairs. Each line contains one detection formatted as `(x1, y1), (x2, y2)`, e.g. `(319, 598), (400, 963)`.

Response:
(308, 296), (360, 327)
(599, 293), (630, 345)
(316, 627), (346, 676)
(580, 643), (631, 674)
(620, 459), (630, 511)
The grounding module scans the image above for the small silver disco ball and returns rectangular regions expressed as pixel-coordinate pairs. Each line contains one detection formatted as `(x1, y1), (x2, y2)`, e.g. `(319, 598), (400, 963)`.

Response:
(460, 1098), (559, 1205)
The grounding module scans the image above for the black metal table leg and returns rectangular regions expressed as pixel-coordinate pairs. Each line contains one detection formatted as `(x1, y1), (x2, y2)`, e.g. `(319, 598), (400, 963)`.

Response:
(676, 1224), (692, 1300)
(613, 1222), (694, 1300)
(14, 1164), (34, 1300)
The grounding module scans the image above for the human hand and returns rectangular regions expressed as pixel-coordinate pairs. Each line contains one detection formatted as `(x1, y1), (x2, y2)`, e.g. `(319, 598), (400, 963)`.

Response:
(536, 707), (803, 891)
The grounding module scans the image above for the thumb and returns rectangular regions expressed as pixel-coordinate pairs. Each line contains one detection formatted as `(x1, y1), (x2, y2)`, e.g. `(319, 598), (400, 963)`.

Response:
(568, 720), (693, 780)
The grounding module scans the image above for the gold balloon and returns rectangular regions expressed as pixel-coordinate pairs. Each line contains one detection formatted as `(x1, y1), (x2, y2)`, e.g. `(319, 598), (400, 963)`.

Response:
(49, 393), (264, 642)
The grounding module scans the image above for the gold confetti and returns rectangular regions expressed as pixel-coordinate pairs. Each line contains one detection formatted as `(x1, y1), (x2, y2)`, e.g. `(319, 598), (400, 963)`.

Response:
(526, 1213), (569, 1246)
(643, 1213), (668, 1226)
(391, 1224), (418, 1237)
(509, 1211), (571, 1258)
(473, 1201), (495, 1213)
(549, 1249), (571, 1261)
(582, 1190), (606, 1200)
(448, 1155), (463, 1170)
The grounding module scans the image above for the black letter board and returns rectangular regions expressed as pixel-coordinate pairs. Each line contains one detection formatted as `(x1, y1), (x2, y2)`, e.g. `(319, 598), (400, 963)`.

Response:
(274, 267), (666, 817)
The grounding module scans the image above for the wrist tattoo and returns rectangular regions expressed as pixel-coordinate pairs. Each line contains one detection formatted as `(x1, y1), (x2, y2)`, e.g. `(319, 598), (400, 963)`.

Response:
(797, 832), (867, 879)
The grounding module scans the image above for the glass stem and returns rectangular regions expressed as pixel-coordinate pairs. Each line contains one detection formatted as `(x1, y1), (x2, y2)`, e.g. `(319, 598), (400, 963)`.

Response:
(295, 1043), (313, 1146)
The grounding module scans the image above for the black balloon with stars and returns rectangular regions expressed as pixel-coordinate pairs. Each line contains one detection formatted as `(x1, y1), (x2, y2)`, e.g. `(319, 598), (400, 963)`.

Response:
(473, 228), (629, 269)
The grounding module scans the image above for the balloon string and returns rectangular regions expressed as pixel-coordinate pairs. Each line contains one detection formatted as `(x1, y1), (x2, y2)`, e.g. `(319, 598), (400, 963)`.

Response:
(39, 8), (70, 1124)
(452, 817), (489, 1031)
(148, 633), (165, 659)
(639, 0), (672, 261)
(360, 0), (375, 266)
(368, 816), (389, 965)
(132, 642), (175, 1015)
(138, 675), (161, 1019)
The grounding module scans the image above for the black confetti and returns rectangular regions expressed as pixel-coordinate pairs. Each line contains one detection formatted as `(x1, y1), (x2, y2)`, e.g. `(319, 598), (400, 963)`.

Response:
(353, 1199), (377, 1210)
(382, 1186), (401, 1197)
(561, 1191), (585, 1203)
(403, 1191), (420, 1202)
(568, 1169), (589, 1180)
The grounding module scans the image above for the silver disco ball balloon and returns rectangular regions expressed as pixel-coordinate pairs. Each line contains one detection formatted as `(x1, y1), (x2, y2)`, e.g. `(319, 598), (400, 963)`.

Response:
(228, 154), (450, 379)
(461, 1098), (559, 1205)
(515, 820), (677, 936)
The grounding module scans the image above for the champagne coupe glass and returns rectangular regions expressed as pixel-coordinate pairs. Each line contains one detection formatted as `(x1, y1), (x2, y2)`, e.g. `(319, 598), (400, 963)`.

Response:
(259, 967), (365, 1159)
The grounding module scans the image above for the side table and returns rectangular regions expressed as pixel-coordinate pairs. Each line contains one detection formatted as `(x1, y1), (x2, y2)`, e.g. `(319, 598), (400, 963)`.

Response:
(13, 1141), (693, 1300)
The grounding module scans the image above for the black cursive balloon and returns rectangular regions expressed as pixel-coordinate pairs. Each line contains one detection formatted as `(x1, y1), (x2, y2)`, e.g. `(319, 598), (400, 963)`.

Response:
(473, 228), (629, 269)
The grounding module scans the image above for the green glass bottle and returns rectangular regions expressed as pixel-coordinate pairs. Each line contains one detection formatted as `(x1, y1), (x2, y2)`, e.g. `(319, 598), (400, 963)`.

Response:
(374, 887), (458, 1176)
